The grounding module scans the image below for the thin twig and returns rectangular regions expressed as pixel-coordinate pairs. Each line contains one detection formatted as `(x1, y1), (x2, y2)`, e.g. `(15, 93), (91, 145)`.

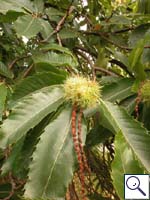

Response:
(109, 59), (134, 77)
(8, 55), (31, 69)
(42, 4), (74, 43)
(81, 30), (150, 50)
(75, 49), (96, 79)
(74, 46), (97, 57)
(57, 33), (62, 46)
(23, 63), (34, 78)
(112, 26), (135, 34)
(94, 66), (118, 76)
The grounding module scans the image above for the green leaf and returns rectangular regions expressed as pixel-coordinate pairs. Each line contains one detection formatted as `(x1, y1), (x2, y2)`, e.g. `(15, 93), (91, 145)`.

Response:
(1, 113), (54, 178)
(40, 43), (76, 59)
(14, 14), (41, 39)
(111, 132), (144, 200)
(0, 11), (23, 23)
(34, 0), (44, 13)
(133, 61), (146, 80)
(0, 61), (14, 79)
(137, 0), (150, 14)
(24, 106), (87, 199)
(0, 0), (34, 14)
(113, 51), (129, 68)
(0, 83), (7, 121)
(45, 7), (64, 17)
(129, 39), (146, 70)
(102, 78), (134, 103)
(128, 24), (150, 47)
(141, 104), (150, 130)
(59, 28), (79, 39)
(120, 95), (136, 114)
(33, 52), (78, 68)
(86, 125), (113, 147)
(0, 85), (64, 149)
(11, 72), (66, 103)
(128, 36), (149, 80)
(102, 15), (131, 25)
(39, 19), (53, 39)
(99, 100), (150, 172)
(1, 136), (25, 176)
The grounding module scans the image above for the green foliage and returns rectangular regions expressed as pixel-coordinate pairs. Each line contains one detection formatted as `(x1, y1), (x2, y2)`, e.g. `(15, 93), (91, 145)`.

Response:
(0, 61), (14, 79)
(0, 83), (7, 121)
(112, 133), (144, 200)
(0, 86), (64, 149)
(0, 0), (150, 199)
(24, 107), (78, 199)
(99, 100), (150, 171)
(14, 15), (42, 39)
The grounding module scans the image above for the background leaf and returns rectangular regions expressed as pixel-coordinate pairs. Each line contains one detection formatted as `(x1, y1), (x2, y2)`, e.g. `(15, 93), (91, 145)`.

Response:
(0, 0), (34, 14)
(0, 83), (7, 121)
(14, 14), (42, 38)
(33, 52), (78, 68)
(0, 61), (14, 79)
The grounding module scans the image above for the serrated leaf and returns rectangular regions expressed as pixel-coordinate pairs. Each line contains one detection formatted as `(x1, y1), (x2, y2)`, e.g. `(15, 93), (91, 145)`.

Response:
(0, 0), (34, 14)
(39, 19), (53, 39)
(59, 28), (79, 39)
(24, 107), (87, 199)
(128, 34), (150, 78)
(129, 39), (146, 69)
(102, 78), (134, 103)
(0, 83), (7, 121)
(40, 43), (75, 59)
(35, 63), (67, 74)
(1, 113), (54, 178)
(33, 52), (78, 67)
(0, 61), (14, 78)
(111, 132), (144, 200)
(128, 24), (150, 47)
(0, 85), (64, 149)
(34, 0), (44, 13)
(0, 11), (23, 23)
(113, 51), (129, 68)
(45, 7), (64, 17)
(1, 136), (25, 176)
(102, 15), (131, 25)
(11, 72), (66, 103)
(14, 14), (41, 38)
(99, 100), (150, 172)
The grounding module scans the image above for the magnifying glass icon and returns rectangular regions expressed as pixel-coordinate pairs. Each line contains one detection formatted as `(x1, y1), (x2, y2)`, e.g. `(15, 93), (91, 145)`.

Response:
(126, 176), (146, 196)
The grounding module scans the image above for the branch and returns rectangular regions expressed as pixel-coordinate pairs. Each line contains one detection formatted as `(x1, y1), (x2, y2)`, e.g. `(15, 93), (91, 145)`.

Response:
(23, 63), (34, 78)
(112, 26), (135, 34)
(74, 46), (97, 57)
(8, 55), (31, 69)
(42, 3), (74, 43)
(94, 66), (119, 77)
(75, 49), (96, 78)
(75, 49), (119, 77)
(81, 30), (150, 50)
(109, 59), (134, 77)
(81, 31), (132, 50)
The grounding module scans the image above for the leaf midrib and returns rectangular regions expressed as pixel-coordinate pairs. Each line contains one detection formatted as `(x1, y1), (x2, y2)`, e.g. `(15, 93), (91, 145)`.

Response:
(100, 100), (149, 170)
(41, 119), (71, 197)
(105, 85), (132, 101)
